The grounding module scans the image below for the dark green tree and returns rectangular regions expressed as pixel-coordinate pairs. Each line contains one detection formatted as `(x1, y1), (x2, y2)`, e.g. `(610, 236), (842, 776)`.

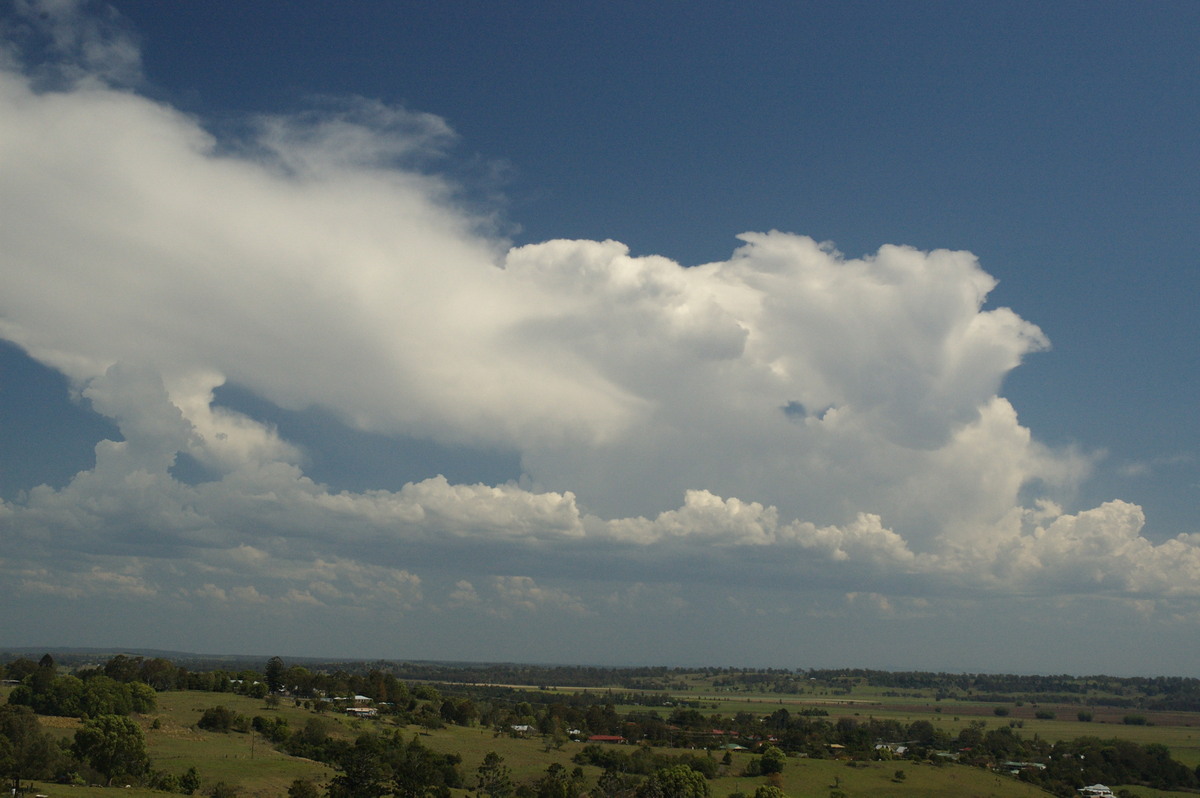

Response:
(532, 763), (586, 798)
(758, 746), (785, 775)
(596, 769), (637, 798)
(264, 657), (285, 694)
(637, 765), (709, 798)
(753, 787), (787, 798)
(198, 706), (243, 733)
(138, 657), (179, 691)
(180, 766), (202, 795)
(391, 733), (460, 798)
(329, 735), (389, 798)
(476, 752), (512, 798)
(209, 781), (239, 798)
(71, 714), (150, 786)
(104, 654), (142, 683)
(287, 778), (321, 798)
(0, 705), (58, 796)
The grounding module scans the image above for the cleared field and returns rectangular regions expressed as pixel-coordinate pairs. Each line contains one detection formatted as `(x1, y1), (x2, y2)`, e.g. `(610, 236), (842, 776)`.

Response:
(9, 680), (1200, 798)
(619, 683), (1200, 768)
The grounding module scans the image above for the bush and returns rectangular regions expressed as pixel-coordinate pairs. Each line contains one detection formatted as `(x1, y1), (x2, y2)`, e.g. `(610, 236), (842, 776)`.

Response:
(197, 705), (243, 733)
(209, 781), (239, 798)
(180, 767), (201, 795)
(288, 780), (321, 798)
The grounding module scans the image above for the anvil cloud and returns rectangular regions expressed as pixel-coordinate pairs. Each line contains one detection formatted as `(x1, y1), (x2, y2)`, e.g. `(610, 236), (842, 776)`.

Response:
(1, 1), (1197, 674)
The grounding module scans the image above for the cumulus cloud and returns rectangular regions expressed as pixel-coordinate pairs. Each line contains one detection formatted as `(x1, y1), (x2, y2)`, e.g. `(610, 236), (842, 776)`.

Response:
(0, 5), (1196, 663)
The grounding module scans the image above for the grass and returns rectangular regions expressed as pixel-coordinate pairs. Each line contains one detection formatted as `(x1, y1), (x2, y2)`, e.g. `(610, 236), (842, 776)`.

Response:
(10, 680), (1200, 798)
(27, 690), (334, 798)
(618, 683), (1200, 768)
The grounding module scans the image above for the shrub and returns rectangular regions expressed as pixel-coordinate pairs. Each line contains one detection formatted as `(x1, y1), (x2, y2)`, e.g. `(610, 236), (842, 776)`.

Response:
(197, 705), (242, 733)
(209, 781), (239, 798)
(288, 780), (321, 798)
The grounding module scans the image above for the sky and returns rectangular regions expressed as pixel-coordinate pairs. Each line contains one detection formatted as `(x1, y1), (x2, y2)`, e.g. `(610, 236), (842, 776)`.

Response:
(0, 0), (1198, 676)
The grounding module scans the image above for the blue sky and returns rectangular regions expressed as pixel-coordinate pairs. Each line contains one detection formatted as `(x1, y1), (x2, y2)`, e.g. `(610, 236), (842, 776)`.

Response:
(0, 0), (1197, 675)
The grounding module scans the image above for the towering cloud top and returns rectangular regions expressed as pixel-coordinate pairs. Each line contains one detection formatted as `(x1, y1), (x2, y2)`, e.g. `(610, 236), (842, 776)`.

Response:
(1, 0), (1196, 673)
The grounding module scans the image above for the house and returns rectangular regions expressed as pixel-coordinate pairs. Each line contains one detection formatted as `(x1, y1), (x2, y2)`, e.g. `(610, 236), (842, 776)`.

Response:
(875, 742), (908, 756)
(345, 706), (378, 718)
(1078, 786), (1114, 798)
(1001, 761), (1047, 775)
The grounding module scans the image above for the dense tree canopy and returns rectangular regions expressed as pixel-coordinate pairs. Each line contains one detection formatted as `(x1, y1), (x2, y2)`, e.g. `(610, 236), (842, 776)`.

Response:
(71, 714), (150, 786)
(636, 765), (709, 798)
(0, 704), (58, 795)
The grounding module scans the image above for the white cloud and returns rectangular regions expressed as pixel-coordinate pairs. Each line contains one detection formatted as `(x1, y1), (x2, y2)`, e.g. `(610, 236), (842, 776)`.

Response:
(488, 576), (591, 618)
(0, 10), (1197, 667)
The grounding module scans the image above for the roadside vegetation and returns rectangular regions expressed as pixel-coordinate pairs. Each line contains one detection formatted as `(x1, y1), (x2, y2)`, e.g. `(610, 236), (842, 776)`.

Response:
(3, 652), (1200, 798)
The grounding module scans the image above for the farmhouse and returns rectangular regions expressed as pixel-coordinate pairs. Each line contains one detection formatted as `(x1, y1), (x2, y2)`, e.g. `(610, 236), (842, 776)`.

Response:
(1078, 786), (1114, 798)
(588, 735), (626, 744)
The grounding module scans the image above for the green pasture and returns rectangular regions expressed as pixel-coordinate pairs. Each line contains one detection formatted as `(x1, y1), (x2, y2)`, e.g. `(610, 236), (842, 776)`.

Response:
(412, 722), (584, 783)
(611, 681), (1200, 769)
(714, 754), (1051, 798)
(9, 683), (1200, 798)
(27, 690), (335, 798)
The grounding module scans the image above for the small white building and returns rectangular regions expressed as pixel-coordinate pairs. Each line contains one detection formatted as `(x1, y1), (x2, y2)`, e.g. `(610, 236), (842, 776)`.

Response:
(1078, 785), (1114, 798)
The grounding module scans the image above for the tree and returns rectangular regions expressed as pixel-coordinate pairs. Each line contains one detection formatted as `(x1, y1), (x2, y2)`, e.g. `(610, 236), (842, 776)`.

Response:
(758, 746), (785, 775)
(596, 769), (637, 798)
(104, 654), (142, 683)
(198, 706), (242, 733)
(71, 714), (150, 786)
(139, 657), (179, 691)
(287, 779), (321, 798)
(390, 733), (461, 798)
(637, 765), (710, 798)
(180, 766), (202, 795)
(329, 735), (389, 798)
(531, 763), (586, 798)
(209, 782), (239, 798)
(0, 705), (58, 796)
(265, 657), (285, 694)
(476, 752), (512, 798)
(753, 787), (787, 798)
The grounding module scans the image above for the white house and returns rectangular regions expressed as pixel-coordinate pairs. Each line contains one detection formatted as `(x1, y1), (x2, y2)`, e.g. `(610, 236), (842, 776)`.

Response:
(1078, 785), (1114, 798)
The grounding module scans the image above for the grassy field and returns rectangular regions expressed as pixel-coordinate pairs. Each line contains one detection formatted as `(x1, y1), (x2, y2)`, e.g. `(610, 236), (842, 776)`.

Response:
(9, 679), (1200, 798)
(614, 682), (1200, 768)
